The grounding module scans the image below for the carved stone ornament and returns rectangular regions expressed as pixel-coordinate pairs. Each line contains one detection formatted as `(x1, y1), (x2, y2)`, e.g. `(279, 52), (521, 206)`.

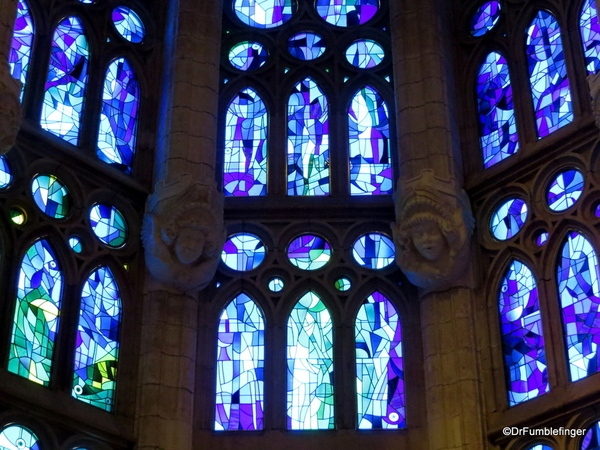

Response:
(588, 71), (600, 130)
(142, 173), (226, 292)
(0, 60), (22, 154)
(392, 170), (475, 293)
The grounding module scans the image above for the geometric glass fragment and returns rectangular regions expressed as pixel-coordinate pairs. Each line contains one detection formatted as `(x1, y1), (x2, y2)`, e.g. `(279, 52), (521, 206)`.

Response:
(97, 58), (140, 173)
(224, 88), (268, 196)
(557, 232), (600, 382)
(351, 233), (394, 269)
(268, 277), (285, 292)
(355, 291), (404, 429)
(345, 39), (385, 68)
(580, 0), (600, 74)
(0, 155), (13, 188)
(233, 0), (295, 28)
(112, 7), (146, 43)
(72, 266), (122, 411)
(69, 236), (83, 253)
(288, 32), (326, 60)
(41, 17), (89, 145)
(287, 234), (331, 270)
(221, 233), (266, 271)
(335, 277), (352, 292)
(287, 292), (334, 429)
(546, 169), (584, 212)
(31, 174), (71, 219)
(348, 86), (392, 195)
(287, 77), (330, 196)
(229, 42), (268, 71)
(581, 421), (600, 450)
(498, 260), (548, 406)
(215, 294), (265, 430)
(477, 51), (519, 168)
(0, 425), (41, 450)
(470, 1), (501, 37)
(490, 198), (528, 241)
(9, 0), (35, 101)
(316, 0), (378, 27)
(526, 10), (573, 138)
(536, 232), (549, 246)
(8, 239), (63, 386)
(10, 207), (27, 225)
(89, 204), (128, 248)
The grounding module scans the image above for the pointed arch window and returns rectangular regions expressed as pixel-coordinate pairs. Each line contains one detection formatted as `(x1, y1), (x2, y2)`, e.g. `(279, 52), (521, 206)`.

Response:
(498, 260), (548, 405)
(215, 293), (265, 431)
(41, 16), (89, 145)
(9, 0), (35, 100)
(355, 291), (405, 429)
(8, 239), (63, 386)
(287, 292), (334, 430)
(579, 0), (600, 74)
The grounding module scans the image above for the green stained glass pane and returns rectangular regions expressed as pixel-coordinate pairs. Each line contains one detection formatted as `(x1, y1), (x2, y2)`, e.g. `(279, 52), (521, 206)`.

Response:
(334, 277), (351, 291)
(287, 234), (331, 270)
(31, 174), (72, 219)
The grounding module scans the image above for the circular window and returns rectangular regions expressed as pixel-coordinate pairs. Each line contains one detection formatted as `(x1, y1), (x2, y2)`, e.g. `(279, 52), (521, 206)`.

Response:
(229, 41), (268, 70)
(316, 0), (378, 27)
(490, 198), (528, 240)
(221, 233), (266, 271)
(69, 236), (83, 253)
(287, 234), (331, 270)
(234, 0), (295, 28)
(89, 204), (128, 248)
(345, 39), (384, 68)
(268, 277), (285, 292)
(0, 155), (13, 188)
(352, 233), (395, 269)
(31, 174), (72, 219)
(469, 1), (501, 37)
(334, 277), (352, 291)
(546, 169), (584, 212)
(112, 6), (146, 43)
(288, 32), (326, 60)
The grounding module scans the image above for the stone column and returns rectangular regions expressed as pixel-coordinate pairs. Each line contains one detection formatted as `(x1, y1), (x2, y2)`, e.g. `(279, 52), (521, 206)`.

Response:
(0, 0), (17, 61)
(390, 0), (486, 449)
(136, 0), (224, 449)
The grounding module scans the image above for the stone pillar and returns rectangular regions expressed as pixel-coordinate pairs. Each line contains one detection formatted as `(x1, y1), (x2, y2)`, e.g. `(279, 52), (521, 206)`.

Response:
(136, 0), (224, 449)
(0, 0), (17, 61)
(390, 0), (486, 449)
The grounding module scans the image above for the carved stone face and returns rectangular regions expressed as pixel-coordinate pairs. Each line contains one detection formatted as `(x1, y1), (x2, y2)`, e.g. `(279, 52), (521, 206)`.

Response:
(411, 221), (446, 261)
(174, 227), (205, 265)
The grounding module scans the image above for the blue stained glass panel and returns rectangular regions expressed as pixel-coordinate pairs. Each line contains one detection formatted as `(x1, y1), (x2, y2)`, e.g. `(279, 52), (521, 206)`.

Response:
(536, 232), (549, 246)
(8, 240), (63, 385)
(268, 277), (285, 292)
(229, 42), (268, 71)
(348, 86), (392, 195)
(498, 261), (548, 406)
(470, 1), (501, 37)
(112, 7), (146, 43)
(477, 52), (519, 168)
(224, 89), (268, 196)
(528, 446), (553, 450)
(287, 235), (331, 270)
(41, 17), (89, 145)
(490, 198), (528, 240)
(97, 58), (140, 173)
(356, 292), (404, 429)
(287, 77), (330, 196)
(352, 233), (394, 269)
(316, 0), (378, 27)
(215, 294), (265, 430)
(221, 233), (266, 271)
(9, 0), (35, 101)
(526, 10), (573, 138)
(31, 174), (72, 219)
(89, 204), (128, 248)
(580, 0), (600, 74)
(557, 232), (600, 381)
(73, 266), (122, 411)
(0, 425), (41, 450)
(287, 292), (334, 430)
(346, 39), (385, 68)
(234, 0), (295, 28)
(69, 236), (83, 253)
(581, 421), (600, 450)
(288, 32), (326, 60)
(547, 169), (584, 212)
(0, 155), (13, 188)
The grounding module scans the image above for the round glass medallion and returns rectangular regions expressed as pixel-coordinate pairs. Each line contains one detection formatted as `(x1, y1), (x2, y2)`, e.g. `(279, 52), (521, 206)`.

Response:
(0, 155), (13, 188)
(470, 1), (501, 37)
(535, 232), (549, 246)
(345, 39), (384, 68)
(229, 41), (268, 70)
(546, 169), (584, 212)
(89, 204), (128, 248)
(316, 0), (379, 27)
(288, 32), (326, 60)
(69, 236), (83, 253)
(234, 0), (295, 28)
(334, 277), (352, 291)
(221, 233), (266, 271)
(112, 6), (146, 43)
(10, 207), (26, 225)
(352, 233), (395, 269)
(268, 277), (285, 292)
(31, 174), (71, 219)
(287, 234), (331, 270)
(490, 198), (528, 240)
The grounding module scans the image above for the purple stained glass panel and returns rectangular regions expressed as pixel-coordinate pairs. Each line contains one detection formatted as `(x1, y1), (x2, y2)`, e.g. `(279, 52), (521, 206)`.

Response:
(288, 32), (326, 60)
(580, 0), (600, 74)
(470, 1), (501, 37)
(352, 233), (394, 269)
(215, 294), (265, 430)
(498, 261), (548, 406)
(287, 77), (330, 196)
(97, 58), (140, 173)
(9, 0), (35, 101)
(547, 169), (584, 212)
(287, 235), (331, 270)
(581, 421), (600, 450)
(526, 10), (573, 138)
(41, 16), (89, 145)
(224, 88), (268, 196)
(316, 0), (378, 27)
(112, 7), (146, 43)
(221, 233), (266, 271)
(346, 39), (385, 68)
(229, 42), (268, 71)
(477, 52), (519, 168)
(557, 232), (600, 381)
(234, 0), (295, 28)
(348, 86), (392, 195)
(490, 198), (528, 240)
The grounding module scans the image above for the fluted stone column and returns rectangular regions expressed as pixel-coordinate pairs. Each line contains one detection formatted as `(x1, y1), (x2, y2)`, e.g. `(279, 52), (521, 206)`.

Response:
(390, 0), (486, 449)
(137, 1), (224, 449)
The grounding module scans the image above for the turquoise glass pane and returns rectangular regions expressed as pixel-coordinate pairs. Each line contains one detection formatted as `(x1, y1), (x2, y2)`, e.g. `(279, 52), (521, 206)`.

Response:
(490, 198), (528, 240)
(580, 0), (600, 73)
(0, 425), (41, 450)
(288, 32), (326, 60)
(287, 235), (331, 270)
(31, 174), (72, 219)
(234, 0), (295, 28)
(9, 0), (35, 101)
(0, 155), (13, 188)
(334, 277), (351, 291)
(112, 6), (146, 43)
(268, 277), (285, 292)
(229, 42), (268, 70)
(470, 1), (501, 37)
(89, 204), (128, 247)
(69, 236), (83, 253)
(221, 233), (266, 271)
(316, 0), (378, 27)
(352, 233), (394, 269)
(345, 39), (384, 68)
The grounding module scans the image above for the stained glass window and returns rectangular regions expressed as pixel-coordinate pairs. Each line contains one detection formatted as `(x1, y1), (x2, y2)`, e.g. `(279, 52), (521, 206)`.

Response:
(268, 277), (285, 292)
(9, 0), (35, 100)
(581, 421), (600, 450)
(287, 235), (331, 270)
(352, 233), (394, 269)
(72, 266), (122, 411)
(477, 51), (519, 168)
(0, 425), (41, 450)
(580, 0), (600, 74)
(10, 207), (27, 225)
(233, 0), (295, 28)
(557, 232), (600, 381)
(69, 236), (83, 253)
(89, 204), (128, 248)
(470, 1), (501, 37)
(224, 88), (268, 196)
(8, 239), (63, 385)
(31, 174), (72, 219)
(112, 7), (146, 43)
(288, 32), (326, 60)
(536, 232), (549, 246)
(97, 58), (140, 173)
(221, 233), (266, 271)
(0, 155), (13, 188)
(528, 446), (553, 450)
(355, 292), (404, 429)
(526, 10), (573, 138)
(229, 42), (268, 71)
(287, 77), (330, 196)
(287, 292), (334, 429)
(346, 39), (385, 68)
(490, 198), (528, 241)
(547, 169), (584, 212)
(215, 294), (265, 430)
(316, 0), (378, 27)
(596, 204), (600, 218)
(41, 16), (89, 145)
(348, 86), (392, 195)
(335, 277), (352, 291)
(498, 261), (548, 406)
